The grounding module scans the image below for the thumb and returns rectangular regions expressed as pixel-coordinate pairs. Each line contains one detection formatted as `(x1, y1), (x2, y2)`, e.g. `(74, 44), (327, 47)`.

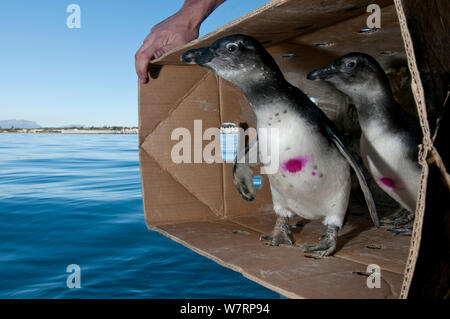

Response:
(153, 40), (184, 59)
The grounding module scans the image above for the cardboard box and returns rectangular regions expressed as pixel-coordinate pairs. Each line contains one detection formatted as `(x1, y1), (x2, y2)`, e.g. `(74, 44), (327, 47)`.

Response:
(139, 0), (449, 298)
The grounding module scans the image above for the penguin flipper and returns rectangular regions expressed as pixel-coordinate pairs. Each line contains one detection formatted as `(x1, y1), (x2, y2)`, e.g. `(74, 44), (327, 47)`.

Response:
(324, 124), (380, 228)
(232, 137), (259, 201)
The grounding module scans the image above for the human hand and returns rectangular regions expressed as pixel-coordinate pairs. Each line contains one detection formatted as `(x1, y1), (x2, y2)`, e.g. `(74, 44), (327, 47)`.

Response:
(135, 11), (200, 83)
(135, 0), (225, 83)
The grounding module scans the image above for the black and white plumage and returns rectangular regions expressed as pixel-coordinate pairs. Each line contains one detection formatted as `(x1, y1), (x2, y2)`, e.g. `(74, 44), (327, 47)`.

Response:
(308, 53), (422, 234)
(181, 35), (379, 256)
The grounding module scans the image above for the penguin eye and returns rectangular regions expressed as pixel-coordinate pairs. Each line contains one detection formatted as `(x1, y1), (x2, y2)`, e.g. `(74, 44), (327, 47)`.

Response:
(346, 61), (356, 68)
(226, 43), (238, 53)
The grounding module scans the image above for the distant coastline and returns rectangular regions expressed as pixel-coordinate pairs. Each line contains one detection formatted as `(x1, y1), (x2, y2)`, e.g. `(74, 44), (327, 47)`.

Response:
(1, 127), (138, 134)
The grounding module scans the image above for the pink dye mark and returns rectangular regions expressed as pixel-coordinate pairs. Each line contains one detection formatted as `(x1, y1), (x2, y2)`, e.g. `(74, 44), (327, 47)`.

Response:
(312, 172), (316, 176)
(282, 157), (307, 173)
(379, 177), (395, 188)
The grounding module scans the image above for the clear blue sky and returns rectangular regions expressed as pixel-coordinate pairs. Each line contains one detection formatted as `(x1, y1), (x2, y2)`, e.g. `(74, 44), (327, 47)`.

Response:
(0, 0), (268, 127)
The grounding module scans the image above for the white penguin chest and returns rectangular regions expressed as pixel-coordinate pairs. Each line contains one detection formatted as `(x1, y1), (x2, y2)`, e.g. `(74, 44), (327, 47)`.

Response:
(256, 110), (323, 176)
(255, 107), (350, 219)
(360, 126), (420, 211)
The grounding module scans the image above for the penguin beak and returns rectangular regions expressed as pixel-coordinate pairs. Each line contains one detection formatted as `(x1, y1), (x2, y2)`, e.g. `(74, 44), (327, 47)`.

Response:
(181, 47), (215, 65)
(307, 65), (338, 80)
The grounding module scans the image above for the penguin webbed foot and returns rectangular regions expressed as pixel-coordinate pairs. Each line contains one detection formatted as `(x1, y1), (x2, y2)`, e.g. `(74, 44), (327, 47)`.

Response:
(386, 218), (413, 236)
(387, 225), (413, 236)
(381, 208), (414, 227)
(260, 216), (294, 246)
(301, 225), (339, 258)
(233, 163), (256, 201)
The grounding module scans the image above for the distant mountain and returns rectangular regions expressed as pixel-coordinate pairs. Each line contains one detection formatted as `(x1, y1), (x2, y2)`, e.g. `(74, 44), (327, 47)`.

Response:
(0, 119), (41, 129)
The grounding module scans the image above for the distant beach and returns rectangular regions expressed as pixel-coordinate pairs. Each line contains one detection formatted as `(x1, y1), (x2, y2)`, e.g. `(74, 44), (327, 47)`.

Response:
(0, 127), (138, 134)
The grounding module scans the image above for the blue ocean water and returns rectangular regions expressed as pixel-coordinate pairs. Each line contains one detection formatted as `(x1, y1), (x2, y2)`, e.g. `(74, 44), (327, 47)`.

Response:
(0, 133), (280, 299)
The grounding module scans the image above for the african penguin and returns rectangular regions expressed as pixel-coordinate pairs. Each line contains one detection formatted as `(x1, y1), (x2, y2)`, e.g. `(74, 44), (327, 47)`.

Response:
(307, 52), (422, 234)
(181, 35), (379, 257)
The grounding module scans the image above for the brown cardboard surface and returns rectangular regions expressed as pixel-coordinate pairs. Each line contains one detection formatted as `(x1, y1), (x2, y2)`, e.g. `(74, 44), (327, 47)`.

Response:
(149, 0), (393, 66)
(286, 4), (405, 68)
(232, 209), (410, 275)
(142, 72), (224, 217)
(137, 0), (445, 298)
(151, 212), (404, 299)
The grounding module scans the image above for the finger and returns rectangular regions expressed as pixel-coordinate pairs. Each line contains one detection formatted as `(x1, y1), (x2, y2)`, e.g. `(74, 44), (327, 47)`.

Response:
(135, 52), (150, 83)
(135, 43), (159, 83)
(135, 37), (157, 83)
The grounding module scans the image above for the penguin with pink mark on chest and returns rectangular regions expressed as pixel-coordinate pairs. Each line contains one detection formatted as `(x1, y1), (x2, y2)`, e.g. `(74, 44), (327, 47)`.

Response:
(308, 53), (422, 235)
(181, 35), (379, 257)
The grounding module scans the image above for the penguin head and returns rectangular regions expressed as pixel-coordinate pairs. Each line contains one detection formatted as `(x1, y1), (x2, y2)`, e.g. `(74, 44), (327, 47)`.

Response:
(181, 34), (282, 87)
(307, 52), (388, 96)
